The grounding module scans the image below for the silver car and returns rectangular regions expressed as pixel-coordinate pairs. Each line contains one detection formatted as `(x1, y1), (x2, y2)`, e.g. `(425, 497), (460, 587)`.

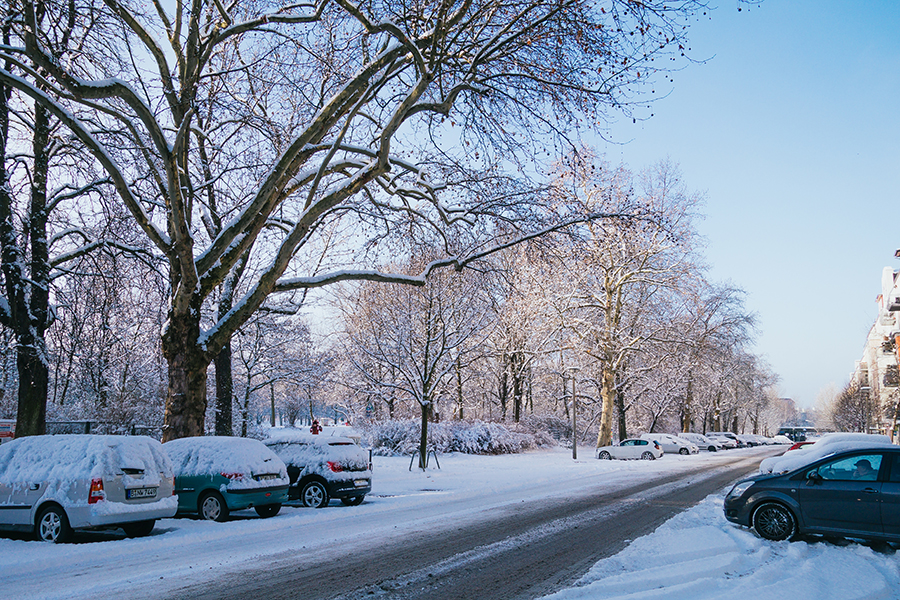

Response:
(0, 435), (177, 542)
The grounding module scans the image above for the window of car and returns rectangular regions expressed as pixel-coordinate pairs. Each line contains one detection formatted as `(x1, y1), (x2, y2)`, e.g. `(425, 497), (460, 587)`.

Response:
(636, 440), (648, 446)
(809, 454), (883, 482)
(888, 454), (900, 483)
(620, 440), (635, 446)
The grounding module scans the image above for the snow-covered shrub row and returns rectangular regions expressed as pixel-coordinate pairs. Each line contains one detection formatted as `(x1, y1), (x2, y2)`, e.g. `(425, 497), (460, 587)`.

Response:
(361, 419), (557, 456)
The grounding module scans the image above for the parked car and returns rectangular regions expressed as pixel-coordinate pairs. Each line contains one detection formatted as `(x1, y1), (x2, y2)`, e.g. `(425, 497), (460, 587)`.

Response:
(724, 446), (900, 542)
(0, 434), (177, 542)
(706, 432), (739, 449)
(640, 433), (698, 455)
(596, 438), (663, 461)
(264, 431), (372, 508)
(163, 437), (289, 521)
(737, 434), (762, 447)
(787, 441), (815, 451)
(678, 432), (723, 452)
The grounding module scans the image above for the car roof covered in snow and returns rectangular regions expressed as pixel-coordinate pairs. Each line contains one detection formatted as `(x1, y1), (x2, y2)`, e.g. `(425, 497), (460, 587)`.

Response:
(0, 434), (172, 485)
(162, 436), (286, 477)
(759, 433), (894, 474)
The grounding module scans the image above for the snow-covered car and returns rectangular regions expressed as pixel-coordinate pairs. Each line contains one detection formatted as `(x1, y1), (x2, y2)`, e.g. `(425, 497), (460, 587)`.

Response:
(264, 431), (372, 508)
(163, 436), (289, 521)
(725, 445), (900, 542)
(0, 434), (177, 542)
(596, 438), (663, 460)
(737, 434), (763, 447)
(678, 432), (723, 452)
(640, 433), (698, 455)
(706, 433), (739, 449)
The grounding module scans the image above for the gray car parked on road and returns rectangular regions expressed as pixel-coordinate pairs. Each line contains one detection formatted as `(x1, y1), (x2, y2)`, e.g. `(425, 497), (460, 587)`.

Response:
(724, 446), (900, 542)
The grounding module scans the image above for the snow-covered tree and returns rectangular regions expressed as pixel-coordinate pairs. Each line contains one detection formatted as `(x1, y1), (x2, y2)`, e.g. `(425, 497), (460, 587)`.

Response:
(1, 0), (709, 440)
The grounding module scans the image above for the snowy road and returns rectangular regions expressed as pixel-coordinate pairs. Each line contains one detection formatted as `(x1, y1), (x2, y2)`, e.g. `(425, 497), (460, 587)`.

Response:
(0, 446), (781, 599)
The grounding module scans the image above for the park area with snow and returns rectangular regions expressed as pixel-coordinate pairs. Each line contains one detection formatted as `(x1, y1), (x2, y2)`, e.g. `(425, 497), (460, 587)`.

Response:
(1, 444), (899, 599)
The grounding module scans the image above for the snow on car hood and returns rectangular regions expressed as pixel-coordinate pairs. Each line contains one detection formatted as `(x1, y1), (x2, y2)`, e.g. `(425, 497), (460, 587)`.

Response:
(759, 433), (893, 474)
(163, 436), (288, 489)
(0, 434), (172, 488)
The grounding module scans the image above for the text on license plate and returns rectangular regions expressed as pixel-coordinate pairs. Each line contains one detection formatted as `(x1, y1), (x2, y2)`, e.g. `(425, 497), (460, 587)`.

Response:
(354, 480), (368, 487)
(126, 487), (157, 499)
(256, 474), (278, 481)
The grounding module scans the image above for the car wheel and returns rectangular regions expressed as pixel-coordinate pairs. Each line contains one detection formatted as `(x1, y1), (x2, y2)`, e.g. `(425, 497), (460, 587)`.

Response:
(36, 505), (72, 543)
(301, 480), (330, 508)
(641, 451), (655, 460)
(752, 502), (795, 541)
(598, 451), (612, 460)
(341, 495), (365, 506)
(122, 519), (156, 538)
(254, 503), (281, 518)
(679, 448), (689, 456)
(709, 446), (717, 452)
(199, 491), (229, 522)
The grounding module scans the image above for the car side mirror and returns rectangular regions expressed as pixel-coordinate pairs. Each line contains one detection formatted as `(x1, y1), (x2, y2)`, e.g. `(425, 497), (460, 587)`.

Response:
(806, 471), (821, 485)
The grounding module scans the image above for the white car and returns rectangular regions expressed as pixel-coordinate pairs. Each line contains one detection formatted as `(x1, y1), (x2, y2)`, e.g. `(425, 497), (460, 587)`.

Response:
(678, 432), (723, 452)
(706, 432), (739, 449)
(0, 435), (177, 542)
(597, 438), (663, 460)
(640, 433), (699, 455)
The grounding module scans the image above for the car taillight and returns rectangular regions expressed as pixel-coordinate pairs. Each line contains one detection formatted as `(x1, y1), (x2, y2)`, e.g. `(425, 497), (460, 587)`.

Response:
(89, 477), (105, 504)
(327, 461), (343, 473)
(221, 472), (245, 481)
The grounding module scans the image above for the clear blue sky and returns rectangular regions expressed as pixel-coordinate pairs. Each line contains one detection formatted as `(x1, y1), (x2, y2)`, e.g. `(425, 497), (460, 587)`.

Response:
(596, 1), (900, 408)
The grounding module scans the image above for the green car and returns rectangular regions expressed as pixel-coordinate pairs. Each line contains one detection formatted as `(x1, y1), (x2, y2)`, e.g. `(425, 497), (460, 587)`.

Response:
(163, 437), (289, 521)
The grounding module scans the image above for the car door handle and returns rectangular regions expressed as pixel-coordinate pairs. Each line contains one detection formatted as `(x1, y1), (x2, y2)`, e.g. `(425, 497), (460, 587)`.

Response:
(862, 488), (879, 494)
(29, 483), (40, 491)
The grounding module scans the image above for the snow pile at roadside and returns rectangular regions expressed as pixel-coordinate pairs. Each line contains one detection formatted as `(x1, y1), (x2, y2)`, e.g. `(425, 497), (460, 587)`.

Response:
(362, 419), (556, 456)
(542, 493), (900, 600)
(759, 433), (893, 474)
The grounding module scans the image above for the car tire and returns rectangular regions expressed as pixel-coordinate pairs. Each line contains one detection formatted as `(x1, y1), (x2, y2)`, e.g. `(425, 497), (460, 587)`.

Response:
(36, 504), (72, 543)
(679, 448), (689, 456)
(300, 480), (330, 508)
(341, 495), (365, 506)
(199, 491), (229, 522)
(122, 519), (156, 538)
(598, 451), (612, 460)
(254, 503), (281, 518)
(641, 451), (655, 460)
(709, 446), (717, 452)
(752, 502), (796, 541)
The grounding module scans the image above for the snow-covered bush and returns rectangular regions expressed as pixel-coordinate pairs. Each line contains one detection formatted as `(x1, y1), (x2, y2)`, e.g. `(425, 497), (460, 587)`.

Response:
(362, 419), (558, 456)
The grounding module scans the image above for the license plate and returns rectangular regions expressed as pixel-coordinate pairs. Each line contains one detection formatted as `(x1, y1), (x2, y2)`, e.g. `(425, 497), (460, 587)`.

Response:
(126, 487), (157, 499)
(256, 474), (278, 481)
(354, 479), (368, 487)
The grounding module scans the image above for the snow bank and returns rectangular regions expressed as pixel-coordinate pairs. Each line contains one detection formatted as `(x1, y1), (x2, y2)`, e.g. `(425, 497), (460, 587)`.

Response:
(542, 493), (900, 600)
(759, 433), (893, 474)
(163, 437), (288, 490)
(362, 419), (557, 456)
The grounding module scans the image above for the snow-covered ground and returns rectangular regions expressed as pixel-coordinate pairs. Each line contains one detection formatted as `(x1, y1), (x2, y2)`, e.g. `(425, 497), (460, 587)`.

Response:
(2, 445), (897, 599)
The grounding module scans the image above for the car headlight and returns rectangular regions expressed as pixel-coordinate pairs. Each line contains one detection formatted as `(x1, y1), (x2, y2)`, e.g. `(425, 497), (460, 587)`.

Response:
(727, 480), (754, 499)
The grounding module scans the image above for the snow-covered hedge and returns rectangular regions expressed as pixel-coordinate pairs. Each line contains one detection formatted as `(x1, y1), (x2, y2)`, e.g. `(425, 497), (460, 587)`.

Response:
(362, 419), (557, 456)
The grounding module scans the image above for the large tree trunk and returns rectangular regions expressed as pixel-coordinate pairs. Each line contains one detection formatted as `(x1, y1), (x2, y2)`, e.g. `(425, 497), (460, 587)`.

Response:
(2, 102), (52, 437)
(615, 385), (627, 442)
(214, 342), (233, 435)
(15, 337), (48, 436)
(596, 362), (616, 448)
(161, 309), (209, 441)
